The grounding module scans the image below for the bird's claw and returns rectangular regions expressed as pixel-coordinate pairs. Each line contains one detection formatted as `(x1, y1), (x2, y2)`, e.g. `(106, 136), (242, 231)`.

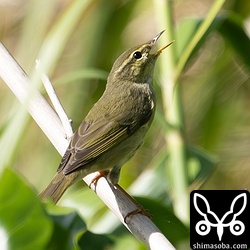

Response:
(88, 170), (109, 190)
(124, 207), (152, 223)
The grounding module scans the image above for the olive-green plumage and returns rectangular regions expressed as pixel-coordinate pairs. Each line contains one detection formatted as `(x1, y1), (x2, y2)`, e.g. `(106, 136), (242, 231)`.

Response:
(39, 31), (173, 204)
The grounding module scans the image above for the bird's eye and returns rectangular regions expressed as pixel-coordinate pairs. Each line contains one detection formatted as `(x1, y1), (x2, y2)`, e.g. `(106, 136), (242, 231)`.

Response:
(133, 51), (142, 59)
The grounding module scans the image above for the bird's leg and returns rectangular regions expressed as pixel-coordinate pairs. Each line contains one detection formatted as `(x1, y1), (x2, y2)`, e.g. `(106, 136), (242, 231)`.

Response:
(114, 184), (153, 223)
(89, 170), (109, 190)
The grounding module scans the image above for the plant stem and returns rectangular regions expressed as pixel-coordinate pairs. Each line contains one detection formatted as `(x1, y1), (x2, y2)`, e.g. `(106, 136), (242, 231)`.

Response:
(154, 0), (189, 223)
(154, 0), (226, 224)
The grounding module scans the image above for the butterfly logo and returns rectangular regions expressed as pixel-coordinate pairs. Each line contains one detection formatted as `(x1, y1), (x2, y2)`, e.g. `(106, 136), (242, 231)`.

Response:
(193, 193), (247, 241)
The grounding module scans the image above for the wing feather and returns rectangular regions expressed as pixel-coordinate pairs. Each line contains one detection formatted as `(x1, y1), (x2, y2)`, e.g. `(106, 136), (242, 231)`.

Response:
(57, 108), (153, 175)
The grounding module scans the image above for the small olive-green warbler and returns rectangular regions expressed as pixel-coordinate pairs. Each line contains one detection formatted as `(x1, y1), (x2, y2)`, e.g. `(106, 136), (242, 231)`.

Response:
(39, 31), (173, 204)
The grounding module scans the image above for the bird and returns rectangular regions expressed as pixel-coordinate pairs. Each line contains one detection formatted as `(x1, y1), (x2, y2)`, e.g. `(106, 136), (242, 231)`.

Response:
(39, 30), (173, 204)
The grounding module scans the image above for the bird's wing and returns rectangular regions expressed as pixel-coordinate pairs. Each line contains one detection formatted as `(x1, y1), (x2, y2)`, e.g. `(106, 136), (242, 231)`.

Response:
(57, 109), (153, 175)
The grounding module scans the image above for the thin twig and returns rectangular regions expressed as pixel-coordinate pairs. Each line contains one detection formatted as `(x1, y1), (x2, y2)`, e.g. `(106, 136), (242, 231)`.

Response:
(36, 60), (73, 139)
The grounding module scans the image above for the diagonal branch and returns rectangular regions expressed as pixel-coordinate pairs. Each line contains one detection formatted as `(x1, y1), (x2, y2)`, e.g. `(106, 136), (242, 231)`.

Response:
(0, 42), (175, 250)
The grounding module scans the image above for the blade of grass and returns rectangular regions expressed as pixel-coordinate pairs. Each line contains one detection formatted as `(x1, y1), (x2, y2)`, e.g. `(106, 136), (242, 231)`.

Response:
(175, 0), (226, 81)
(35, 0), (92, 75)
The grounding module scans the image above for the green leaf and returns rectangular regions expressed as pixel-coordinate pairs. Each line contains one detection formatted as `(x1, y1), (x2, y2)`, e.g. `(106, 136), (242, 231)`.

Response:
(175, 0), (226, 78)
(187, 146), (216, 186)
(217, 12), (250, 68)
(176, 11), (250, 74)
(78, 231), (114, 250)
(44, 204), (87, 250)
(0, 169), (53, 250)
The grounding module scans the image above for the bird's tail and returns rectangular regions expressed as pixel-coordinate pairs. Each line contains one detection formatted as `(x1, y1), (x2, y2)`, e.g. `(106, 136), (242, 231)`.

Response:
(39, 171), (72, 204)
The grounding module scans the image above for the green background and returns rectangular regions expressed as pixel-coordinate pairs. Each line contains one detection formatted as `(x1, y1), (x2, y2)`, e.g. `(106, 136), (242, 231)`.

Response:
(0, 0), (250, 249)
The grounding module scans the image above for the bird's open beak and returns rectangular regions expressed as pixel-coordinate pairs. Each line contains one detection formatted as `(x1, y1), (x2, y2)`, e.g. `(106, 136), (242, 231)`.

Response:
(152, 30), (166, 44)
(156, 40), (175, 54)
(150, 30), (174, 55)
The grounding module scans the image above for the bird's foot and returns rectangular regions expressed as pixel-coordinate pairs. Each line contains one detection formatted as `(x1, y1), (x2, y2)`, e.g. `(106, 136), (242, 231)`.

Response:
(114, 184), (152, 223)
(124, 206), (152, 223)
(89, 170), (109, 190)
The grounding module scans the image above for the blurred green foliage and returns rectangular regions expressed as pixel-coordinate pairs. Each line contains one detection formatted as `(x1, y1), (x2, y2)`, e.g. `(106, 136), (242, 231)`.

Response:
(0, 0), (250, 249)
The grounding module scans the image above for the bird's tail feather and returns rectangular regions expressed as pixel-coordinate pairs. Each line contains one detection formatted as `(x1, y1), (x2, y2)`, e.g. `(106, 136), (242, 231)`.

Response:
(39, 172), (72, 204)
